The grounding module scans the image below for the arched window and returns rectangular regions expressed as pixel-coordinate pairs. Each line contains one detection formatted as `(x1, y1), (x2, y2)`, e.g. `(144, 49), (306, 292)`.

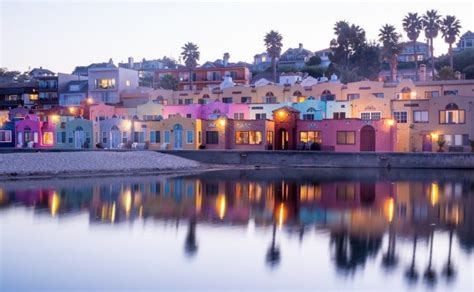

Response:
(400, 87), (412, 100)
(307, 96), (315, 100)
(203, 94), (210, 99)
(322, 90), (331, 95)
(445, 103), (459, 110)
(75, 126), (84, 131)
(307, 107), (316, 113)
(293, 90), (302, 96)
(321, 90), (334, 101)
(265, 92), (276, 103)
(111, 125), (119, 131)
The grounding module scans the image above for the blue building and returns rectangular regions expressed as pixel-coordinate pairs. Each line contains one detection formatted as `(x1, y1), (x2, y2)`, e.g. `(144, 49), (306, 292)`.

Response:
(0, 121), (15, 148)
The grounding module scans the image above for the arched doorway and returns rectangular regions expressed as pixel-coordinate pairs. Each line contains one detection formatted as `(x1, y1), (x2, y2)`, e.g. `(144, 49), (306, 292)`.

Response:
(278, 128), (289, 150)
(173, 124), (183, 149)
(74, 126), (85, 149)
(110, 125), (121, 149)
(360, 125), (375, 151)
(422, 134), (432, 152)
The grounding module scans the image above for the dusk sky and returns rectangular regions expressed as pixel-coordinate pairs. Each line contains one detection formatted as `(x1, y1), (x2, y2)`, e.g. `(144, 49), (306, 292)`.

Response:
(1, 0), (472, 74)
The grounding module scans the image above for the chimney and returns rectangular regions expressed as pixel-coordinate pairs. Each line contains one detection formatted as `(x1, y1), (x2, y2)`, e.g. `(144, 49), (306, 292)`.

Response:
(419, 64), (427, 82)
(455, 71), (462, 80)
(299, 43), (303, 52)
(128, 57), (134, 69)
(108, 58), (114, 65)
(223, 53), (229, 67)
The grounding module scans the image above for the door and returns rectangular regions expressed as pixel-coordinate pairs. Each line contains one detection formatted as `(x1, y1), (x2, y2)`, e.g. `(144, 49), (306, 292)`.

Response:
(110, 129), (121, 149)
(173, 124), (183, 149)
(360, 125), (376, 151)
(422, 134), (432, 152)
(74, 128), (85, 149)
(278, 128), (289, 150)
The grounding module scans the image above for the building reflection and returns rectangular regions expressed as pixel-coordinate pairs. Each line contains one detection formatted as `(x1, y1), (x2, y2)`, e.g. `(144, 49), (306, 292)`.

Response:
(0, 169), (473, 286)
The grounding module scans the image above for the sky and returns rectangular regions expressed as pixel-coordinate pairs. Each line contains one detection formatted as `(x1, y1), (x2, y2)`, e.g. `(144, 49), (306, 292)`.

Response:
(1, 0), (473, 74)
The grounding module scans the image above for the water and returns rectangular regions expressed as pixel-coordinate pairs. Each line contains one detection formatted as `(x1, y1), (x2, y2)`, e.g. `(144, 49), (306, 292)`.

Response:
(1, 168), (473, 291)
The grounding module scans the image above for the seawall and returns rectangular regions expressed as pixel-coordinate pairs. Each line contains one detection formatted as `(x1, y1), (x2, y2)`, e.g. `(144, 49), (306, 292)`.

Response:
(158, 150), (474, 169)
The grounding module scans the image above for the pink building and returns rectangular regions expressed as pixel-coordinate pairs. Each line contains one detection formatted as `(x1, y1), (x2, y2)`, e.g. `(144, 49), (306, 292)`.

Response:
(15, 114), (56, 148)
(163, 101), (249, 120)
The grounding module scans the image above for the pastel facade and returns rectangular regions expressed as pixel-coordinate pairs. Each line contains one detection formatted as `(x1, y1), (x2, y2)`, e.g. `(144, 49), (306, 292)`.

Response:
(0, 121), (15, 148)
(136, 100), (164, 121)
(88, 67), (139, 104)
(97, 117), (132, 149)
(164, 101), (249, 120)
(15, 115), (55, 148)
(55, 118), (93, 149)
(230, 119), (275, 150)
(159, 116), (201, 150)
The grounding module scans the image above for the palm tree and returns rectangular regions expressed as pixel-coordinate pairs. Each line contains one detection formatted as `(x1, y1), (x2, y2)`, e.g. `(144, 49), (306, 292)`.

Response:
(403, 13), (423, 81)
(379, 24), (403, 81)
(181, 42), (200, 90)
(264, 30), (283, 83)
(440, 15), (462, 70)
(422, 10), (442, 76)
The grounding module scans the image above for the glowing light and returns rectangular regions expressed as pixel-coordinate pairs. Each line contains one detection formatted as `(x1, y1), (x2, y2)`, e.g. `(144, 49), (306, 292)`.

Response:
(277, 110), (286, 119)
(430, 182), (439, 206)
(410, 91), (417, 99)
(277, 203), (286, 227)
(50, 115), (60, 123)
(218, 118), (226, 127)
(123, 120), (132, 129)
(111, 202), (116, 223)
(86, 97), (94, 104)
(216, 194), (226, 220)
(68, 107), (77, 114)
(430, 133), (439, 140)
(386, 119), (395, 126)
(196, 192), (202, 213)
(384, 197), (394, 222)
(50, 192), (60, 217)
(122, 190), (132, 218)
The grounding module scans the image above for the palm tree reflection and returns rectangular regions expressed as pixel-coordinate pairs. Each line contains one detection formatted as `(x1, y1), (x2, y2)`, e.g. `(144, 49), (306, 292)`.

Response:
(423, 227), (436, 285)
(405, 235), (419, 283)
(184, 217), (198, 258)
(266, 222), (281, 268)
(442, 228), (456, 281)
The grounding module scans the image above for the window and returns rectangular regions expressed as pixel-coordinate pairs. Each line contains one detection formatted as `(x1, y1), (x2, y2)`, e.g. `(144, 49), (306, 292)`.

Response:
(347, 93), (360, 100)
(186, 130), (194, 144)
(443, 90), (458, 96)
(121, 132), (128, 143)
(413, 111), (429, 123)
(206, 131), (219, 144)
(186, 114), (192, 118)
(56, 132), (66, 143)
(424, 91), (439, 98)
(439, 110), (465, 124)
(125, 80), (131, 87)
(336, 184), (356, 201)
(393, 111), (408, 123)
(222, 97), (233, 104)
(373, 93), (384, 98)
(337, 131), (355, 145)
(360, 111), (381, 120)
(302, 113), (315, 120)
(255, 113), (267, 120)
(234, 113), (244, 120)
(235, 131), (263, 145)
(95, 79), (116, 89)
(150, 131), (161, 143)
(241, 96), (251, 104)
(43, 132), (54, 145)
(185, 99), (193, 105)
(102, 131), (108, 144)
(333, 112), (346, 119)
(133, 132), (145, 143)
(0, 130), (12, 143)
(267, 131), (273, 144)
(299, 131), (322, 143)
(164, 131), (170, 143)
(265, 96), (277, 103)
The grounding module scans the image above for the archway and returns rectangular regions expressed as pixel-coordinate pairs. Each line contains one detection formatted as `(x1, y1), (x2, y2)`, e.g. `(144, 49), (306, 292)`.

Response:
(360, 125), (375, 151)
(173, 124), (183, 149)
(110, 125), (121, 149)
(277, 128), (289, 150)
(74, 126), (85, 149)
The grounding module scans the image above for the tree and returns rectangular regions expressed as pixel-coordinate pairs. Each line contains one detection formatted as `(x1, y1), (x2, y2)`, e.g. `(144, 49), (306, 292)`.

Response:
(440, 15), (462, 69)
(306, 56), (322, 66)
(329, 21), (380, 82)
(159, 74), (178, 90)
(422, 10), (442, 76)
(436, 66), (456, 80)
(435, 48), (474, 73)
(161, 56), (177, 69)
(379, 24), (403, 81)
(301, 66), (325, 78)
(463, 64), (474, 79)
(402, 13), (423, 81)
(181, 42), (200, 90)
(264, 30), (283, 83)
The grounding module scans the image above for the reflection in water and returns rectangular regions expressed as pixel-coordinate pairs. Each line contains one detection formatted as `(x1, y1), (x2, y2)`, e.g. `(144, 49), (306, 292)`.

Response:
(1, 168), (473, 290)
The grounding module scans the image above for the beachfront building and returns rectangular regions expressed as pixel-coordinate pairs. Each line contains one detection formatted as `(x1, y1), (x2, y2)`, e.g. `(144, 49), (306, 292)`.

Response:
(55, 118), (93, 149)
(37, 73), (84, 109)
(158, 116), (202, 150)
(15, 114), (55, 148)
(0, 121), (15, 148)
(136, 100), (164, 121)
(164, 101), (249, 120)
(97, 117), (132, 149)
(88, 66), (139, 104)
(59, 80), (89, 107)
(272, 107), (396, 152)
(0, 82), (39, 110)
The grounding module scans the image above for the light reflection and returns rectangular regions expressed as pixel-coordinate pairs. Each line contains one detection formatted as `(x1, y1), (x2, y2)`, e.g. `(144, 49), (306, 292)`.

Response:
(430, 183), (439, 206)
(50, 192), (60, 217)
(216, 194), (226, 220)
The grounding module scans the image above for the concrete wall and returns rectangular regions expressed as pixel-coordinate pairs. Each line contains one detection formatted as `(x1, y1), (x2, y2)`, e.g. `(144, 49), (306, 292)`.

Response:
(158, 150), (474, 169)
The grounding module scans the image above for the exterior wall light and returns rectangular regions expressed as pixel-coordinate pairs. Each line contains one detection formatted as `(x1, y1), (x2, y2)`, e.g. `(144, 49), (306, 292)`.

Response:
(277, 110), (286, 119)
(218, 118), (226, 127)
(50, 115), (60, 123)
(386, 119), (395, 126)
(123, 120), (132, 130)
(68, 107), (77, 114)
(87, 97), (94, 104)
(430, 133), (439, 140)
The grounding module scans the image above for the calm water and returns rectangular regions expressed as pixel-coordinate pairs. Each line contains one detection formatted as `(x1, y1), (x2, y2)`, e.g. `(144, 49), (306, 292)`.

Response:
(1, 168), (473, 291)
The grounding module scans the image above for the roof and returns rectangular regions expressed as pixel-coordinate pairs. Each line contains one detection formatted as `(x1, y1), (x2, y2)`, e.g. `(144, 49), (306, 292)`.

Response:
(29, 67), (55, 77)
(314, 48), (332, 54)
(0, 81), (38, 89)
(272, 106), (301, 113)
(72, 62), (117, 75)
(460, 30), (474, 38)
(61, 80), (88, 93)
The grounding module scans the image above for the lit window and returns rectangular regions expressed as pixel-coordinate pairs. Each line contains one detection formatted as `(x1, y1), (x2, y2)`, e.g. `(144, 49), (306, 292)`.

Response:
(337, 131), (355, 145)
(235, 131), (262, 145)
(299, 131), (322, 143)
(43, 132), (54, 145)
(125, 80), (131, 87)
